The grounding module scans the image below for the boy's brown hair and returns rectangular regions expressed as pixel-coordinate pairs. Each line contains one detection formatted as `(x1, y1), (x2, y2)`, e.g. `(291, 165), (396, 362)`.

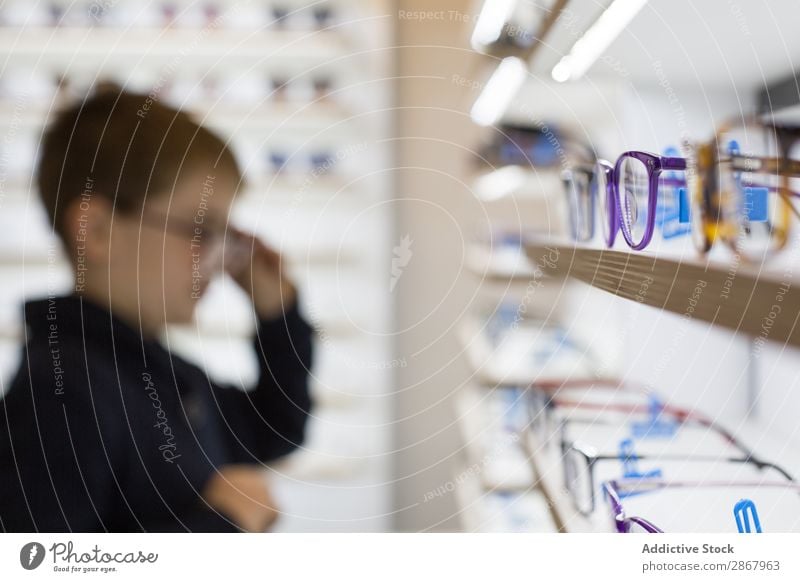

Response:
(37, 86), (241, 243)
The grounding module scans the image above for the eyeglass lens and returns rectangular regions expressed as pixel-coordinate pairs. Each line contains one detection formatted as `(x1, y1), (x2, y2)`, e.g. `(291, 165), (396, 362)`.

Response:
(618, 156), (650, 247)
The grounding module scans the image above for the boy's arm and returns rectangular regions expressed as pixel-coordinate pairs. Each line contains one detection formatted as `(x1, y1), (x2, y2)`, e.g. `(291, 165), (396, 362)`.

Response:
(213, 299), (314, 463)
(214, 231), (314, 463)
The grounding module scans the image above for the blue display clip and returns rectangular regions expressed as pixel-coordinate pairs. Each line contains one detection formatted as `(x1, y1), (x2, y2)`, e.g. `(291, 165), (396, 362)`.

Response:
(630, 395), (678, 439)
(678, 186), (690, 224)
(618, 438), (662, 481)
(734, 499), (762, 533)
(743, 186), (769, 222)
(658, 146), (691, 236)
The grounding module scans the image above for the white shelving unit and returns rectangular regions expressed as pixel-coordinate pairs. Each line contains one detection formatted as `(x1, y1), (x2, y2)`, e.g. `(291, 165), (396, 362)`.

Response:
(461, 0), (800, 533)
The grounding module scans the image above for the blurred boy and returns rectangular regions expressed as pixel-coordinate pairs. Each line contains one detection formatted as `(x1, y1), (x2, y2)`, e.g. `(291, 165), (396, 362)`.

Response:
(0, 88), (313, 532)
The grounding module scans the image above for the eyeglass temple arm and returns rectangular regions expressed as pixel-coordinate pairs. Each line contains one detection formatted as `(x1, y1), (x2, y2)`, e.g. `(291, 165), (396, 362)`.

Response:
(665, 407), (755, 458)
(678, 405), (793, 479)
(552, 399), (753, 458)
(670, 413), (795, 482)
(777, 189), (800, 221)
(661, 157), (687, 171)
(594, 452), (794, 480)
(593, 453), (745, 462)
(629, 516), (663, 533)
(731, 155), (800, 176)
(528, 377), (638, 393)
(659, 175), (800, 201)
(556, 397), (793, 478)
(749, 459), (796, 482)
(723, 154), (800, 217)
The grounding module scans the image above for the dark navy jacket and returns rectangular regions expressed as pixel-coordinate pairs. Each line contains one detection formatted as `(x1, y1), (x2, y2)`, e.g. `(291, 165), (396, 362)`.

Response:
(0, 294), (313, 532)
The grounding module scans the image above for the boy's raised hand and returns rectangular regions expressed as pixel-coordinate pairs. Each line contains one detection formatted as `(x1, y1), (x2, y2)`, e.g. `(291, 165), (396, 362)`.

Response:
(224, 228), (297, 320)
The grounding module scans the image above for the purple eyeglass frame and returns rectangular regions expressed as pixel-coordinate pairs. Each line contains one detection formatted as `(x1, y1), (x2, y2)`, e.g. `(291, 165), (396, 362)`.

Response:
(602, 480), (663, 533)
(603, 478), (800, 533)
(608, 151), (687, 251)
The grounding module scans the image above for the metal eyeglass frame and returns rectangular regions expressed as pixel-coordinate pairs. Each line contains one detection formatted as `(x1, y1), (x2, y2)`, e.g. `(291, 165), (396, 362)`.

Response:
(525, 377), (651, 448)
(558, 414), (794, 516)
(525, 378), (741, 454)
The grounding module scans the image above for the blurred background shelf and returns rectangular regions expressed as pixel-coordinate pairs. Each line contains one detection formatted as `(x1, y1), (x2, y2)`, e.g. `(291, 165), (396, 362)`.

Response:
(458, 316), (598, 388)
(465, 243), (541, 283)
(0, 100), (359, 132)
(471, 167), (563, 202)
(453, 384), (534, 492)
(454, 469), (556, 533)
(0, 27), (350, 61)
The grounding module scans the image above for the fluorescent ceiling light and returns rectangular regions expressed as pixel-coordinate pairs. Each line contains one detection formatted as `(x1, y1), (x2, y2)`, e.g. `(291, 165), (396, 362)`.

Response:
(551, 0), (648, 82)
(471, 57), (527, 127)
(471, 0), (518, 49)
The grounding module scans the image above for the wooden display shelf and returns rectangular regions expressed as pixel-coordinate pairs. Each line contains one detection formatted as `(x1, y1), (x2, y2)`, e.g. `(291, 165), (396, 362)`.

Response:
(525, 241), (800, 350)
